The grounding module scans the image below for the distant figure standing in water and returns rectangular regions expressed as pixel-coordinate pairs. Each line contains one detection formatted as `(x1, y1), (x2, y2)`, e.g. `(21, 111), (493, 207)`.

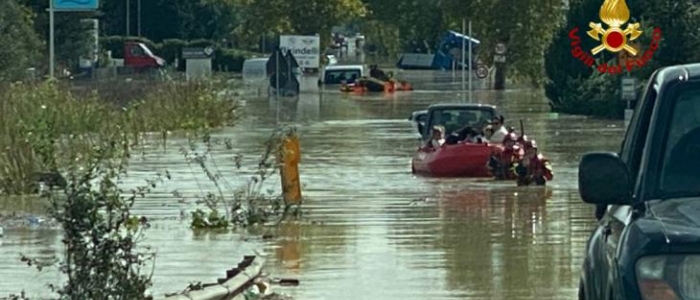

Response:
(369, 64), (390, 81)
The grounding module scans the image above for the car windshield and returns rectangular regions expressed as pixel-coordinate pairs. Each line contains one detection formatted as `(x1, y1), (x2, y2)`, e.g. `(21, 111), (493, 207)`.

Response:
(324, 69), (361, 84)
(658, 82), (700, 197)
(429, 108), (494, 135)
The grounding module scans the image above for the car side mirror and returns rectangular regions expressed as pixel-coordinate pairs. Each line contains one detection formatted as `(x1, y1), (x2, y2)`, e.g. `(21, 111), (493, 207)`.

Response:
(578, 152), (632, 205)
(417, 123), (425, 135)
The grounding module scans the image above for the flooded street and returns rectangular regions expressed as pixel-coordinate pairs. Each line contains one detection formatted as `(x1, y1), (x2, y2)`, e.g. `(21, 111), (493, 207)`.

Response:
(0, 70), (626, 299)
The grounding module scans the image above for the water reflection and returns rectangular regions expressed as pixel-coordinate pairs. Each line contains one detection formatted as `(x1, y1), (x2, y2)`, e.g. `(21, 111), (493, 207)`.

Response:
(0, 70), (624, 299)
(259, 221), (352, 275)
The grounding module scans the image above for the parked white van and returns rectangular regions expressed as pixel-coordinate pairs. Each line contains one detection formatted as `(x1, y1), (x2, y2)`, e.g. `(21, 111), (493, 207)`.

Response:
(242, 58), (269, 84)
(318, 64), (366, 85)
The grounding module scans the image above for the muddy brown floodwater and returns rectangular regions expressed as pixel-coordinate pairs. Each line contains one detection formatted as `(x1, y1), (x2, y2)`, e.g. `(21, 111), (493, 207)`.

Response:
(0, 70), (625, 300)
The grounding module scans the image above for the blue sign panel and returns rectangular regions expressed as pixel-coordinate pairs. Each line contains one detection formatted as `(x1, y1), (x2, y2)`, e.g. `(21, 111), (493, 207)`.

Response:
(54, 0), (99, 10)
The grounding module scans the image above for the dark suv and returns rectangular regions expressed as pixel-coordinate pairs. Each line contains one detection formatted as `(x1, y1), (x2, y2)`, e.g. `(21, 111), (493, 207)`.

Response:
(577, 64), (700, 300)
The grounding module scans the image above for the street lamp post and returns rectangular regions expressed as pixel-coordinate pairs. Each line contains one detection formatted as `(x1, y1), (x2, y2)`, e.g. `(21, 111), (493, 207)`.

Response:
(137, 0), (141, 36)
(125, 0), (130, 36)
(49, 0), (55, 78)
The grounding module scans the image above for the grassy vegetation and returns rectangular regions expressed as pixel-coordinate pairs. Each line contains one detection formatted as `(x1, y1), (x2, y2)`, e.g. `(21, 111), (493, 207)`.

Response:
(3, 80), (299, 299)
(186, 127), (302, 230)
(0, 79), (240, 195)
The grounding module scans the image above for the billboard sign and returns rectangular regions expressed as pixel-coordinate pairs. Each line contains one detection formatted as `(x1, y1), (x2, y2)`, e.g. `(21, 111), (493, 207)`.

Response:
(279, 35), (320, 68)
(54, 0), (99, 10)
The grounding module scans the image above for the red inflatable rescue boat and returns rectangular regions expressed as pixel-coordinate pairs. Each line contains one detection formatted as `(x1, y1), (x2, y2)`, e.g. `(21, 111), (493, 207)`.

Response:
(412, 142), (503, 177)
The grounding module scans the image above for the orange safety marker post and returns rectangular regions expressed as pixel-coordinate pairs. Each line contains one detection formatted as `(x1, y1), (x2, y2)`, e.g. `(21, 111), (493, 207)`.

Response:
(278, 130), (302, 205)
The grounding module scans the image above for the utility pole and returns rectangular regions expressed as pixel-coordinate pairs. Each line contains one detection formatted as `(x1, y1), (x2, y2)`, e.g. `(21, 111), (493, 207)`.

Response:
(126, 0), (130, 36)
(137, 0), (141, 36)
(461, 18), (466, 102)
(49, 0), (55, 79)
(469, 20), (473, 103)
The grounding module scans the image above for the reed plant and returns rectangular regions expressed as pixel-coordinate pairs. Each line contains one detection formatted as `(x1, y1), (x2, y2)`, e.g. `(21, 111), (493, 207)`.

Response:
(0, 79), (240, 195)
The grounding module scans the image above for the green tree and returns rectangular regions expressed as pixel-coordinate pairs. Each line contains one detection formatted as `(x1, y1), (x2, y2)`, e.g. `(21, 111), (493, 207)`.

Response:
(631, 0), (700, 77)
(362, 0), (448, 56)
(232, 0), (367, 50)
(100, 0), (239, 42)
(545, 0), (605, 110)
(0, 0), (41, 81)
(18, 0), (96, 72)
(545, 0), (700, 118)
(471, 0), (563, 89)
(366, 0), (563, 87)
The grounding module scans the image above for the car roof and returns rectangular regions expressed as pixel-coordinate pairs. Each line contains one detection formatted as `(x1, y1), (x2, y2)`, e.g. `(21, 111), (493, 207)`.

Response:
(654, 63), (700, 86)
(427, 103), (497, 111)
(325, 64), (364, 71)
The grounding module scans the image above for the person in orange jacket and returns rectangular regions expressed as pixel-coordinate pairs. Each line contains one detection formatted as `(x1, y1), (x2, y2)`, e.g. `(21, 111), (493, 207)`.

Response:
(515, 140), (553, 186)
(488, 132), (522, 179)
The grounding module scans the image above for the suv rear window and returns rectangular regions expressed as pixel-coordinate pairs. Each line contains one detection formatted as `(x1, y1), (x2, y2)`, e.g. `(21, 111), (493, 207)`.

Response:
(429, 109), (494, 135)
(324, 69), (361, 84)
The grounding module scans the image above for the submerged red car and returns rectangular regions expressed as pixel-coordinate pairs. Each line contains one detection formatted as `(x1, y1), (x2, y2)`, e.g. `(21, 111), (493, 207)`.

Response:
(410, 104), (503, 177)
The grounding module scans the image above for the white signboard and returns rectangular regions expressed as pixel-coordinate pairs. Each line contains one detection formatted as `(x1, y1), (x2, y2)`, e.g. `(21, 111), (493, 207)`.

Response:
(280, 35), (321, 68)
(621, 77), (637, 101)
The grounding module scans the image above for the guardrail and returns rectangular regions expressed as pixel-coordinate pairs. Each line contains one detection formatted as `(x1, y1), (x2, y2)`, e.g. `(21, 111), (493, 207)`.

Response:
(159, 255), (263, 300)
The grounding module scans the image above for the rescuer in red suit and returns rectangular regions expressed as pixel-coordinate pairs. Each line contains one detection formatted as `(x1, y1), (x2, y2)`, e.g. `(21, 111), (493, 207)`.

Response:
(515, 140), (553, 186)
(488, 132), (522, 179)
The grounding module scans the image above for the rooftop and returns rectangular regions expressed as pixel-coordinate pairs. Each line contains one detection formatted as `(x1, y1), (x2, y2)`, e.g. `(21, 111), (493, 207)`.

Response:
(428, 103), (497, 110)
(325, 64), (364, 70)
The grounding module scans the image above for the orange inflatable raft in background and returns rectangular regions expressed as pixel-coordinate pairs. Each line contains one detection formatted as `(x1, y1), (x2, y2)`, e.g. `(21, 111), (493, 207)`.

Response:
(340, 77), (413, 94)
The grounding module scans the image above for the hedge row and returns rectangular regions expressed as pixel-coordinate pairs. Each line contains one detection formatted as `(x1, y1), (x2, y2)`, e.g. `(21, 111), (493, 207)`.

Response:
(100, 36), (260, 72)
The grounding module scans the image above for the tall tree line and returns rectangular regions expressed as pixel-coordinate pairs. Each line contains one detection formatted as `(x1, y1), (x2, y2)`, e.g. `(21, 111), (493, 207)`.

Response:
(11, 0), (695, 89)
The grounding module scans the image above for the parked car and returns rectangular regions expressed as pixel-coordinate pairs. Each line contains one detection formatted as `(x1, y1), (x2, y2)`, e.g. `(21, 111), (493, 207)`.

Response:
(408, 109), (428, 137)
(577, 63), (700, 300)
(242, 58), (269, 83)
(318, 64), (366, 86)
(326, 54), (338, 66)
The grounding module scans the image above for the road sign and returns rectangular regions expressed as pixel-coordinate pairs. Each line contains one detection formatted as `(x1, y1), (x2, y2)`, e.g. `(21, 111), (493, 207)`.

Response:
(53, 0), (99, 10)
(280, 35), (321, 68)
(476, 65), (489, 79)
(203, 46), (214, 56)
(182, 47), (215, 59)
(621, 77), (637, 100)
(495, 43), (507, 55)
(493, 55), (506, 63)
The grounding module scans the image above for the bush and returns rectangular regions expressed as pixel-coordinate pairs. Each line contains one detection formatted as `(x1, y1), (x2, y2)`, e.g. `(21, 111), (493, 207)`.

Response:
(0, 0), (41, 82)
(184, 126), (301, 229)
(0, 80), (241, 195)
(549, 72), (626, 119)
(18, 120), (157, 300)
(160, 39), (188, 65)
(545, 0), (700, 119)
(126, 80), (241, 133)
(99, 36), (258, 72)
(214, 48), (259, 72)
(187, 39), (218, 48)
(0, 81), (114, 194)
(45, 151), (156, 299)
